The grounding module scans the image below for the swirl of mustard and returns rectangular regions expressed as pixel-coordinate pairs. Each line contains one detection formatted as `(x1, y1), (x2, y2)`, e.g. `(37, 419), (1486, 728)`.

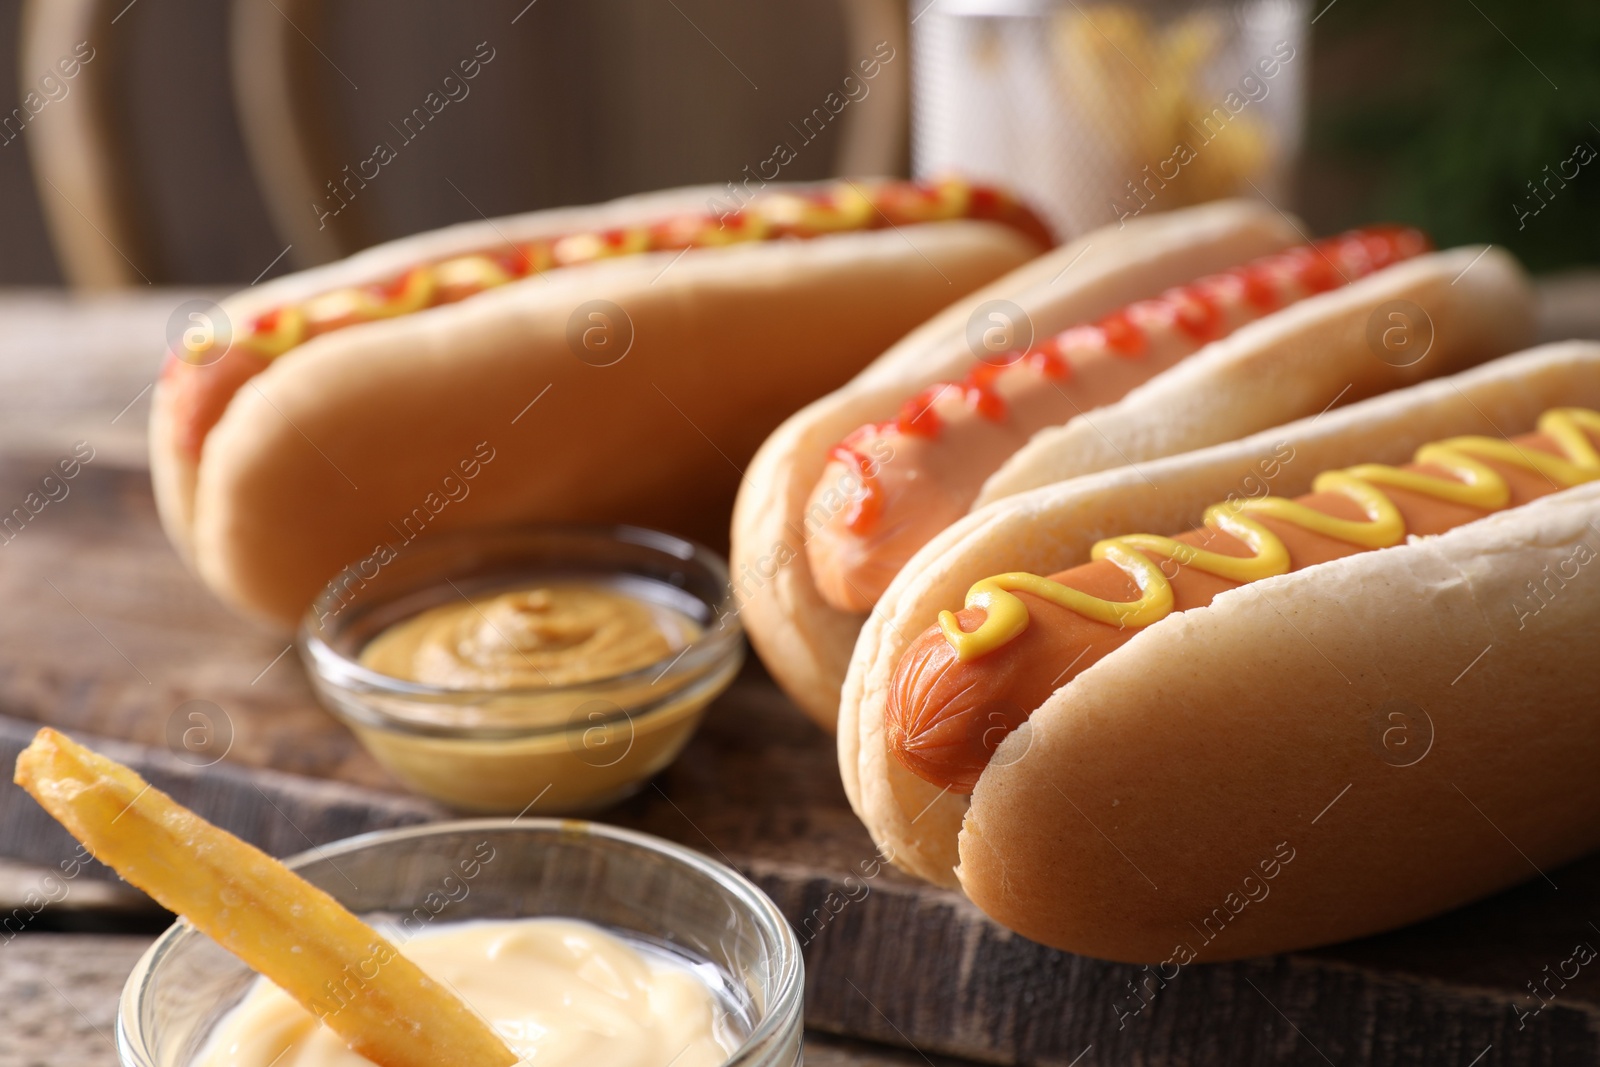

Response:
(939, 407), (1600, 661)
(360, 584), (699, 689)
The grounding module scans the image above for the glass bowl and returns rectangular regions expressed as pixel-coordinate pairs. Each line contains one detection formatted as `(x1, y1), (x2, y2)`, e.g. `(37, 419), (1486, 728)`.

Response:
(117, 819), (803, 1067)
(299, 525), (744, 814)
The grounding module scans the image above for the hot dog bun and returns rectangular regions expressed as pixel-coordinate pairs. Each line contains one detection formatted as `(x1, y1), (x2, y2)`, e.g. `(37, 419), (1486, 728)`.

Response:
(735, 207), (1534, 732)
(733, 200), (1304, 728)
(976, 245), (1534, 502)
(840, 342), (1600, 961)
(153, 181), (1045, 628)
(153, 183), (726, 565)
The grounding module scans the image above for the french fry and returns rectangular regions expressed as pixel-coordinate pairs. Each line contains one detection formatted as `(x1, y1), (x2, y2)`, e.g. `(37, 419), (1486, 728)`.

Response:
(14, 728), (518, 1067)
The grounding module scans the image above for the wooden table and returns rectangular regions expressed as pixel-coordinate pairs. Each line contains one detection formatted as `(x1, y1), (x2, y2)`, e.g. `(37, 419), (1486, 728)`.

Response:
(2, 283), (1599, 1067)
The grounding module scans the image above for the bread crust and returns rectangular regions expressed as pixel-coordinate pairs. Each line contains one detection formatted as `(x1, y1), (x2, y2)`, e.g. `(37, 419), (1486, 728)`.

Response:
(841, 342), (1600, 913)
(160, 192), (1042, 628)
(731, 201), (1304, 729)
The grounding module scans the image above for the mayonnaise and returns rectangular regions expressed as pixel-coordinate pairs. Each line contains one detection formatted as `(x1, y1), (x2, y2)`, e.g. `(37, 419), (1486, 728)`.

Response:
(195, 919), (737, 1067)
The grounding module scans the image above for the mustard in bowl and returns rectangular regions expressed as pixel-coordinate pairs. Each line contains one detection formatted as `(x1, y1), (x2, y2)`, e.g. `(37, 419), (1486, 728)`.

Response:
(298, 525), (742, 814)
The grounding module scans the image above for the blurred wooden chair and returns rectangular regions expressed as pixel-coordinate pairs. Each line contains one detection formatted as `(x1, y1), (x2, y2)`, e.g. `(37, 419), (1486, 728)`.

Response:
(23, 0), (911, 289)
(20, 0), (152, 289)
(230, 0), (366, 267)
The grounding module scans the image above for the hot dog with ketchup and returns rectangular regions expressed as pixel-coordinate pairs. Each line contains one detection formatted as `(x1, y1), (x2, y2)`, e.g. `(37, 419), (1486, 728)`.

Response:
(806, 225), (1428, 612)
(839, 342), (1600, 962)
(733, 201), (1535, 729)
(151, 178), (1050, 627)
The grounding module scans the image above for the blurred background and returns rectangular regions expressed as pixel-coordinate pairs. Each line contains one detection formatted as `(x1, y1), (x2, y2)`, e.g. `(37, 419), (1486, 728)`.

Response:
(0, 0), (1593, 287)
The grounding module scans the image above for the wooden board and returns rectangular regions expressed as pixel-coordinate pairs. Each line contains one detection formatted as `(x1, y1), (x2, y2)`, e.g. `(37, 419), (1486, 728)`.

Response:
(3, 289), (1600, 1066)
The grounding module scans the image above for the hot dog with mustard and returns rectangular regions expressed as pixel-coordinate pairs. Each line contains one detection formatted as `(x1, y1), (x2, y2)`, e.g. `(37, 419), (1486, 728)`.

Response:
(892, 407), (1598, 792)
(840, 342), (1600, 961)
(152, 178), (1050, 627)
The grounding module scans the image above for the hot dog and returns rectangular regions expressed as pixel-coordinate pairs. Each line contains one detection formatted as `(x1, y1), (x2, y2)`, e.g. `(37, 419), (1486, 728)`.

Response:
(733, 201), (1535, 729)
(839, 342), (1600, 962)
(806, 225), (1429, 612)
(151, 178), (1049, 627)
(892, 408), (1598, 792)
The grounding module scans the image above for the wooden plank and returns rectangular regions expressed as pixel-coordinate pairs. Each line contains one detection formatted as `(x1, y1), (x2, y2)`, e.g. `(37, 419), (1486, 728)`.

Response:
(0, 460), (395, 790)
(0, 934), (148, 1067)
(0, 289), (225, 467)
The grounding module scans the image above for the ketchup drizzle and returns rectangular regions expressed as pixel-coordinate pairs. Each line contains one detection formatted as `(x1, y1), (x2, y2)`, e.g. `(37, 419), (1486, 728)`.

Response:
(829, 225), (1431, 535)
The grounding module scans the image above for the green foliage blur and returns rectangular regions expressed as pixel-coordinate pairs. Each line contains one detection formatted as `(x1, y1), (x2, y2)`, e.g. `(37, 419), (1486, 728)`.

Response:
(1311, 0), (1599, 272)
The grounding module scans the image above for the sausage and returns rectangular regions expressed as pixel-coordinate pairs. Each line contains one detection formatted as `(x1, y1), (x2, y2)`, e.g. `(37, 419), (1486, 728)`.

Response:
(161, 346), (271, 463)
(805, 227), (1431, 613)
(887, 413), (1600, 793)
